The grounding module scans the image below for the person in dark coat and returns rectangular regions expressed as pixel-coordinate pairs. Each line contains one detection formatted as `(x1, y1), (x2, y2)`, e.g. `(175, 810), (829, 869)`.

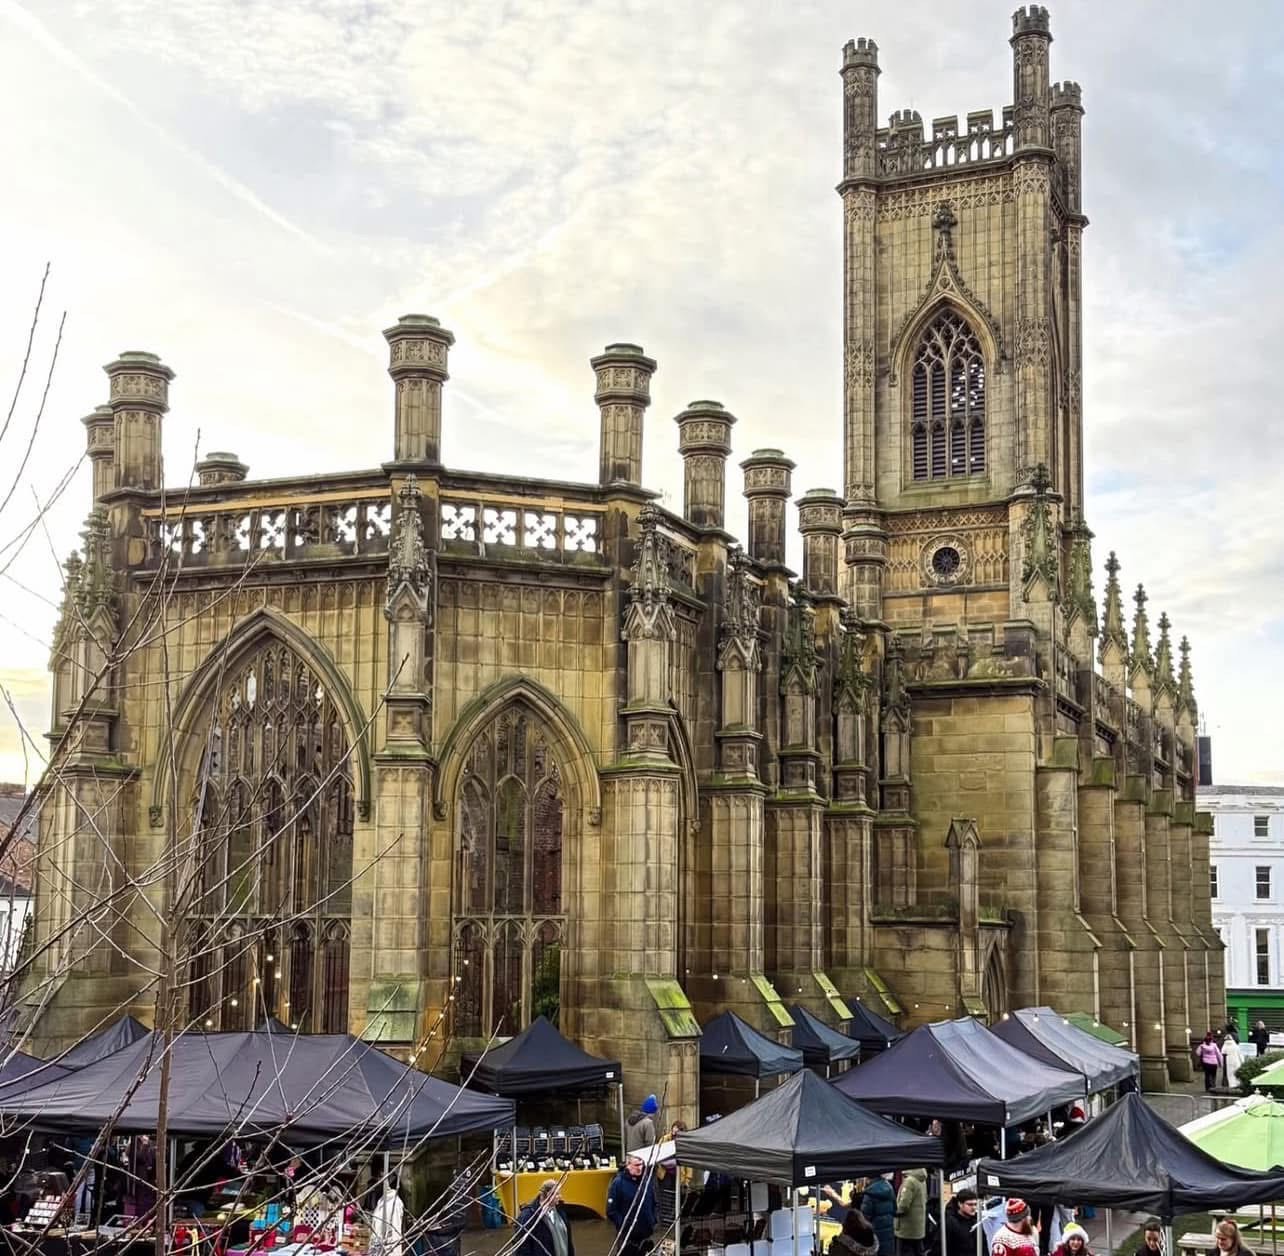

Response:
(516, 1181), (575, 1256)
(861, 1174), (897, 1256)
(832, 1209), (880, 1256)
(607, 1155), (656, 1256)
(944, 1190), (978, 1256)
(1251, 1021), (1271, 1057)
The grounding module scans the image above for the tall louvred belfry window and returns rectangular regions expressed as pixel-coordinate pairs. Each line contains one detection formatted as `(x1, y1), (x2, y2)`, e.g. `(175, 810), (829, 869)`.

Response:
(452, 704), (565, 1039)
(186, 637), (354, 1032)
(910, 308), (986, 481)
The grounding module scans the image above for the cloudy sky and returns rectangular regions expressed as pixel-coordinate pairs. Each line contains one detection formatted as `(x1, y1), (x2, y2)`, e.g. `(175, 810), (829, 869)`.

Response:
(0, 0), (1279, 788)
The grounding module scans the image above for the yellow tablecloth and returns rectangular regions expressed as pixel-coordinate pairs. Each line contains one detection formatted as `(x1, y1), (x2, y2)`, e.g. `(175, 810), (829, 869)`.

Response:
(494, 1168), (616, 1220)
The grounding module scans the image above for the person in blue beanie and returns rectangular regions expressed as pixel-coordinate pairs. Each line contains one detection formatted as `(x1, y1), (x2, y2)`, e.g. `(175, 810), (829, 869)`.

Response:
(624, 1094), (659, 1152)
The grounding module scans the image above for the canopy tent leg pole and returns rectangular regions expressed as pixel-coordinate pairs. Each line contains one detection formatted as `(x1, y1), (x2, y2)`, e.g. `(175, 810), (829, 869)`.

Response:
(938, 1172), (947, 1256)
(1165, 1225), (1174, 1256)
(675, 1170), (683, 1256)
(617, 1083), (626, 1162)
(754, 1079), (761, 1099)
(1046, 1110), (1052, 1139)
(999, 1127), (1006, 1160)
(792, 1189), (799, 1256)
(1105, 1209), (1113, 1256)
(975, 1187), (983, 1256)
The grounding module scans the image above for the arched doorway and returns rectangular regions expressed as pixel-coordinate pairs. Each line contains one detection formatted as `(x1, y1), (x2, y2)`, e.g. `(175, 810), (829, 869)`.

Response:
(185, 634), (354, 1031)
(451, 702), (565, 1038)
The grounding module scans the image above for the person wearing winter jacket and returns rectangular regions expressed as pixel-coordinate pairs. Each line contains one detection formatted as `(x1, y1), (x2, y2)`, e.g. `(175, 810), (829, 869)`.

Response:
(606, 1156), (656, 1256)
(991, 1199), (1039, 1256)
(860, 1175), (897, 1256)
(832, 1209), (880, 1256)
(944, 1191), (979, 1256)
(1196, 1032), (1223, 1092)
(895, 1170), (927, 1256)
(624, 1095), (659, 1153)
(1051, 1222), (1093, 1256)
(1251, 1021), (1271, 1057)
(515, 1182), (576, 1256)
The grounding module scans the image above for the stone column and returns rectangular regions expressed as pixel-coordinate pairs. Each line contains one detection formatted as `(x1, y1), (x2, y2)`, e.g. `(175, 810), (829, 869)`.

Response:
(105, 351), (174, 492)
(1078, 758), (1137, 1041)
(1051, 80), (1085, 514)
(1114, 777), (1167, 1088)
(384, 314), (454, 465)
(1035, 737), (1097, 1012)
(767, 593), (828, 1014)
(741, 449), (793, 568)
(195, 452), (249, 487)
(1145, 790), (1192, 1082)
(1010, 8), (1054, 480)
(674, 400), (735, 529)
(592, 344), (656, 486)
(81, 406), (114, 503)
(827, 612), (875, 997)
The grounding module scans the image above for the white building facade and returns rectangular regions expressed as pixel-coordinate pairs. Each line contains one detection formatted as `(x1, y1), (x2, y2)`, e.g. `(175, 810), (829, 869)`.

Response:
(1202, 784), (1284, 1037)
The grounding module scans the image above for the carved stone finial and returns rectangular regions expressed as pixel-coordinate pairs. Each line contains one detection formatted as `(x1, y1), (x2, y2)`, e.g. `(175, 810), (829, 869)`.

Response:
(718, 546), (761, 671)
(1178, 635), (1197, 716)
(77, 510), (117, 623)
(622, 503), (676, 642)
(1130, 584), (1153, 674)
(384, 475), (433, 622)
(833, 606), (871, 713)
(1020, 464), (1058, 599)
(1154, 612), (1176, 694)
(1100, 551), (1128, 657)
(50, 552), (84, 663)
(780, 589), (818, 696)
(1064, 513), (1098, 636)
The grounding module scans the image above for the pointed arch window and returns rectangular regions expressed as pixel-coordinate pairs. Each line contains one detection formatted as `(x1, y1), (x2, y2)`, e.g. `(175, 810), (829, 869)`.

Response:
(452, 705), (565, 1039)
(186, 637), (354, 1033)
(910, 309), (986, 481)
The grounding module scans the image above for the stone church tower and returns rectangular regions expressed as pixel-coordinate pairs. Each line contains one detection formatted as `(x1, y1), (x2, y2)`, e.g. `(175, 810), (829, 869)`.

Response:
(26, 6), (1218, 1105)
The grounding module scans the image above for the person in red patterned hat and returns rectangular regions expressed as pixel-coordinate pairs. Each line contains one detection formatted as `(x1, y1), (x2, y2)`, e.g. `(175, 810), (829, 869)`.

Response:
(991, 1199), (1039, 1256)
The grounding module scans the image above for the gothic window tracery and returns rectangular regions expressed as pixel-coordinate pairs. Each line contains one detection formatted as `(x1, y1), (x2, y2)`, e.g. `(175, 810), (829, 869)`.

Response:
(186, 637), (354, 1032)
(910, 309), (986, 481)
(452, 704), (565, 1038)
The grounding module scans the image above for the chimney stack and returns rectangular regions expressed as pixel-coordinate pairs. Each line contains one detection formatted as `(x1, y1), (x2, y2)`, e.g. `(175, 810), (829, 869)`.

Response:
(384, 314), (454, 465)
(592, 343), (656, 486)
(196, 451), (249, 487)
(741, 448), (794, 567)
(104, 351), (175, 492)
(674, 400), (735, 529)
(81, 404), (114, 503)
(796, 488), (844, 599)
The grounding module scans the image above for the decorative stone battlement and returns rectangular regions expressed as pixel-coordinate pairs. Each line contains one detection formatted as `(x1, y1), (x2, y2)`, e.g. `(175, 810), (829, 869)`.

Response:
(1011, 4), (1051, 37)
(877, 107), (1016, 176)
(438, 495), (605, 565)
(841, 36), (879, 69)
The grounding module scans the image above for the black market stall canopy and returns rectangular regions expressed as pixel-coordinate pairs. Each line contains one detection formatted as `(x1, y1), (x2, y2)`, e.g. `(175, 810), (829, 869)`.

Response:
(0, 1049), (70, 1096)
(676, 1068), (944, 1186)
(843, 999), (903, 1054)
(977, 1092), (1284, 1220)
(788, 1006), (861, 1071)
(700, 1011), (804, 1079)
(0, 1030), (514, 1146)
(833, 1016), (1081, 1126)
(254, 1016), (296, 1035)
(992, 1007), (1139, 1094)
(55, 1013), (149, 1068)
(460, 1016), (622, 1096)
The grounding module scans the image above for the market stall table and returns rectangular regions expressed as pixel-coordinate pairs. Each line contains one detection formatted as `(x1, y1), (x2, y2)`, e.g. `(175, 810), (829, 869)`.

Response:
(493, 1166), (617, 1219)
